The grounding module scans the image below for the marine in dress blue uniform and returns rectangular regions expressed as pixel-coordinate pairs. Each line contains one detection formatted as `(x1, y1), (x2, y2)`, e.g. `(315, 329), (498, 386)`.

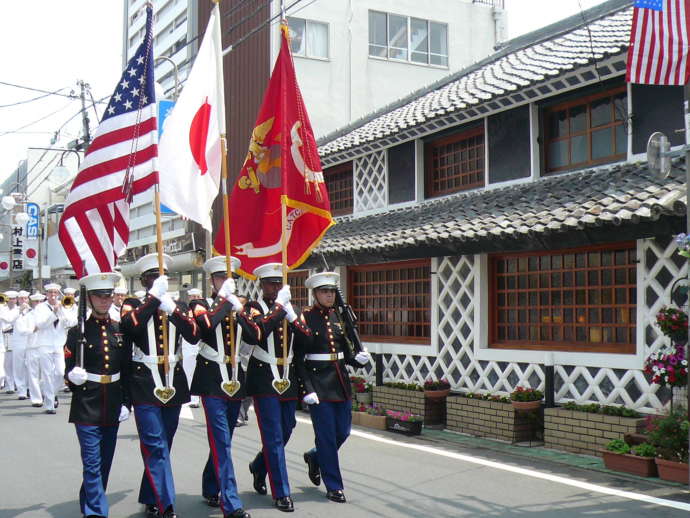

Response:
(293, 272), (371, 503)
(241, 263), (310, 513)
(190, 256), (250, 518)
(64, 272), (130, 518)
(119, 253), (199, 518)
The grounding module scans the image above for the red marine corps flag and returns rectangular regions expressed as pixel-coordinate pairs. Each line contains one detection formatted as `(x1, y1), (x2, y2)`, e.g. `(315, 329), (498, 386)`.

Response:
(214, 22), (334, 277)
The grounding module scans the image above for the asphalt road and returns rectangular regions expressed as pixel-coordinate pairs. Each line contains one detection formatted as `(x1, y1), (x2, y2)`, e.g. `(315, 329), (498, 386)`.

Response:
(1, 391), (690, 518)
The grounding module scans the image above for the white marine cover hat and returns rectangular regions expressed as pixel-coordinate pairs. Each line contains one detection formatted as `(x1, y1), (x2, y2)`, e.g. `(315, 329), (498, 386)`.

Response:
(203, 255), (241, 275)
(17, 290), (29, 298)
(63, 287), (77, 295)
(29, 292), (45, 301)
(113, 287), (128, 295)
(80, 272), (121, 293)
(44, 283), (61, 291)
(188, 288), (203, 298)
(305, 272), (340, 290)
(4, 290), (18, 298)
(134, 290), (146, 299)
(134, 252), (172, 275)
(253, 262), (283, 281)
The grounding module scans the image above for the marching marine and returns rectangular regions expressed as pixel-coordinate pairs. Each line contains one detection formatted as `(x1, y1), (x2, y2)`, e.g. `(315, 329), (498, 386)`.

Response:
(64, 272), (131, 518)
(0, 291), (19, 393)
(119, 253), (199, 518)
(12, 290), (31, 400)
(190, 256), (250, 518)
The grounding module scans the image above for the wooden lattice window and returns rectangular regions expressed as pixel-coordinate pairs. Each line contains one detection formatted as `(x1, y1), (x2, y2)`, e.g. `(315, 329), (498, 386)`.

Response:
(348, 259), (431, 344)
(544, 86), (627, 174)
(288, 270), (309, 310)
(490, 243), (637, 354)
(324, 163), (353, 216)
(425, 126), (484, 197)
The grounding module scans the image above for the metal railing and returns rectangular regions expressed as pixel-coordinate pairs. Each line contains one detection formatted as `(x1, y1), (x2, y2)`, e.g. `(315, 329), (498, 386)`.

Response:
(473, 0), (505, 8)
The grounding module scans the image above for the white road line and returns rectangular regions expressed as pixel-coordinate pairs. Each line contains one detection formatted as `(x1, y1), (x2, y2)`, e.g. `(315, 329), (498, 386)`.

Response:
(295, 415), (690, 512)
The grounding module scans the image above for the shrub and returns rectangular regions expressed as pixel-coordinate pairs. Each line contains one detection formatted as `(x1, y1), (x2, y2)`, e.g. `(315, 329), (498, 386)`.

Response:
(423, 378), (451, 391)
(383, 381), (423, 392)
(605, 439), (631, 454)
(646, 410), (689, 462)
(631, 443), (656, 458)
(510, 386), (543, 402)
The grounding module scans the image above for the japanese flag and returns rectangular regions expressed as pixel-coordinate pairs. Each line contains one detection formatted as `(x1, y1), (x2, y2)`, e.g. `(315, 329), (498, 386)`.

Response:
(157, 3), (224, 231)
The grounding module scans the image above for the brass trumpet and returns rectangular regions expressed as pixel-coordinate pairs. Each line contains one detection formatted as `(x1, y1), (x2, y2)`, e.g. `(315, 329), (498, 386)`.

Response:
(0, 294), (7, 305)
(62, 294), (75, 308)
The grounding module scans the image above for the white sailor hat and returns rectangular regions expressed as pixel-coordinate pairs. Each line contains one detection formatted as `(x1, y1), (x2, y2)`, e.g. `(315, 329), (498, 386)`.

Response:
(63, 287), (77, 295)
(4, 290), (18, 298)
(134, 290), (146, 299)
(113, 286), (128, 295)
(305, 272), (340, 290)
(253, 262), (283, 282)
(134, 252), (172, 275)
(203, 255), (241, 275)
(188, 288), (203, 298)
(80, 272), (121, 294)
(29, 292), (45, 301)
(17, 290), (29, 298)
(170, 291), (179, 301)
(44, 283), (61, 291)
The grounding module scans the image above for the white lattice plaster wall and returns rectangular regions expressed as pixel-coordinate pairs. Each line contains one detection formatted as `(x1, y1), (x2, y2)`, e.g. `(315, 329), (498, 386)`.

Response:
(354, 151), (387, 212)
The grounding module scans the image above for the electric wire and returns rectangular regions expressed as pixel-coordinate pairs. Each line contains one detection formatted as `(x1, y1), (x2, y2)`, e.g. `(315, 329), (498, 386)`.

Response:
(0, 87), (70, 109)
(0, 81), (78, 101)
(0, 100), (77, 137)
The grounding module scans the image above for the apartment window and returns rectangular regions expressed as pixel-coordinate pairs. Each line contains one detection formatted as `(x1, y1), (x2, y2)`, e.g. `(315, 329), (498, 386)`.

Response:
(288, 270), (309, 309)
(425, 126), (484, 197)
(174, 13), (186, 30)
(490, 243), (637, 354)
(369, 11), (448, 67)
(288, 17), (328, 59)
(544, 86), (627, 174)
(324, 163), (353, 216)
(348, 260), (431, 344)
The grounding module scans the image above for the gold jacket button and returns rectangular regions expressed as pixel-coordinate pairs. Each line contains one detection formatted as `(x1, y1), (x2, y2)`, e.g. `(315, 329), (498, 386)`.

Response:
(104, 355), (110, 361)
(104, 347), (109, 352)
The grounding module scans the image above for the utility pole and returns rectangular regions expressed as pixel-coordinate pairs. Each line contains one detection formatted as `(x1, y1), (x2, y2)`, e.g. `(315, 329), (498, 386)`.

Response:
(78, 80), (91, 148)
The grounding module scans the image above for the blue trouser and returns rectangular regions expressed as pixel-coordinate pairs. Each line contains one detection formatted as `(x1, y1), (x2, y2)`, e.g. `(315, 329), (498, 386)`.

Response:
(250, 397), (297, 499)
(201, 396), (243, 514)
(75, 424), (119, 517)
(134, 404), (181, 510)
(307, 400), (352, 491)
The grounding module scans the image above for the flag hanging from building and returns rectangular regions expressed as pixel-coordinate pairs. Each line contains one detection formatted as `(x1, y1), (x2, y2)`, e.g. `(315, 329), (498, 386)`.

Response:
(157, 3), (224, 231)
(626, 0), (690, 85)
(213, 23), (334, 278)
(58, 5), (157, 276)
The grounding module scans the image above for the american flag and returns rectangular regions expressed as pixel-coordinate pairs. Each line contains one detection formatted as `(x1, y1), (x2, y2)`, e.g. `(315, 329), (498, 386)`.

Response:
(58, 5), (158, 276)
(626, 0), (690, 85)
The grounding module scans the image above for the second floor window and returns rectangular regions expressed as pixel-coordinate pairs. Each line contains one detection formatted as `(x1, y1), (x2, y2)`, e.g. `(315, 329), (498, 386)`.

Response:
(288, 17), (328, 59)
(544, 86), (627, 174)
(324, 163), (353, 216)
(369, 11), (448, 67)
(425, 126), (485, 198)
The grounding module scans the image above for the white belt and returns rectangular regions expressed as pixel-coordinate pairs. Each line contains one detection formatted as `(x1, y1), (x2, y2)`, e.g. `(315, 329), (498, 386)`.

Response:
(251, 346), (290, 366)
(132, 353), (181, 365)
(86, 372), (121, 384)
(305, 352), (344, 361)
(199, 343), (232, 364)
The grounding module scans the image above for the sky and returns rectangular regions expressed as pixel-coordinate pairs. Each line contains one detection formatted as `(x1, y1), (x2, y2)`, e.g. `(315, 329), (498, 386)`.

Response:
(0, 0), (612, 187)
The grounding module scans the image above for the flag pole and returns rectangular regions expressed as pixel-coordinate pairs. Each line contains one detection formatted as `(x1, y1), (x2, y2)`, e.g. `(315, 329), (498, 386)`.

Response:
(154, 186), (171, 388)
(280, 11), (289, 377)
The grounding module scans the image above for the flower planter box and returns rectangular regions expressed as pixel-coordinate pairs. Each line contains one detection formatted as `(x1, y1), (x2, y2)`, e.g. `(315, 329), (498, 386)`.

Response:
(355, 392), (372, 405)
(373, 386), (445, 426)
(655, 458), (690, 484)
(386, 417), (422, 436)
(601, 451), (658, 477)
(359, 413), (387, 430)
(543, 408), (646, 457)
(351, 411), (363, 426)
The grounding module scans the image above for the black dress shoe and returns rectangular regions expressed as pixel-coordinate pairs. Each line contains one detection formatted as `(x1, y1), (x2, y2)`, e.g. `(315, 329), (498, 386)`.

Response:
(303, 451), (321, 486)
(160, 505), (177, 517)
(31, 403), (42, 407)
(248, 462), (267, 495)
(204, 495), (220, 507)
(54, 397), (59, 408)
(326, 490), (346, 503)
(145, 504), (158, 517)
(274, 496), (294, 512)
(226, 509), (250, 518)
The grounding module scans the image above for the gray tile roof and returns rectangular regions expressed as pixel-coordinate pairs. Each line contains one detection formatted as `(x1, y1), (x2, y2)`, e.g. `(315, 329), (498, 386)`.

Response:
(318, 0), (633, 159)
(313, 160), (686, 264)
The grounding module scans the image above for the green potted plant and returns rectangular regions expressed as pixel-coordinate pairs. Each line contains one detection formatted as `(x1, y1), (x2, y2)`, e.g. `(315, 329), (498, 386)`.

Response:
(353, 380), (373, 404)
(423, 378), (451, 399)
(360, 403), (387, 430)
(655, 305), (689, 343)
(385, 410), (423, 435)
(509, 386), (543, 411)
(601, 439), (658, 477)
(646, 410), (689, 483)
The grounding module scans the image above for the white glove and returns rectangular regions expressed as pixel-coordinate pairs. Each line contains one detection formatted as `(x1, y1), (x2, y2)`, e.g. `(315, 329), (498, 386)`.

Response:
(149, 275), (168, 299)
(354, 350), (372, 365)
(68, 366), (88, 386)
(226, 294), (244, 312)
(218, 278), (237, 300)
(303, 392), (320, 405)
(158, 294), (176, 315)
(284, 302), (298, 323)
(118, 405), (130, 422)
(275, 285), (291, 306)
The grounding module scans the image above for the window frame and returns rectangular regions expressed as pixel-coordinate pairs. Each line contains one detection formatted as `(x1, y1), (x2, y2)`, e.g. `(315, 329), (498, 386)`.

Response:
(488, 242), (637, 354)
(287, 16), (330, 61)
(368, 10), (448, 68)
(424, 125), (485, 198)
(543, 85), (628, 175)
(347, 259), (432, 345)
(323, 162), (353, 216)
(288, 270), (310, 309)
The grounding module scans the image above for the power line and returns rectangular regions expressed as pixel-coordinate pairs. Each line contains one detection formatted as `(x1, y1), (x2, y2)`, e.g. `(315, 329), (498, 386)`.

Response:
(0, 87), (70, 109)
(0, 81), (78, 101)
(0, 100), (76, 137)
